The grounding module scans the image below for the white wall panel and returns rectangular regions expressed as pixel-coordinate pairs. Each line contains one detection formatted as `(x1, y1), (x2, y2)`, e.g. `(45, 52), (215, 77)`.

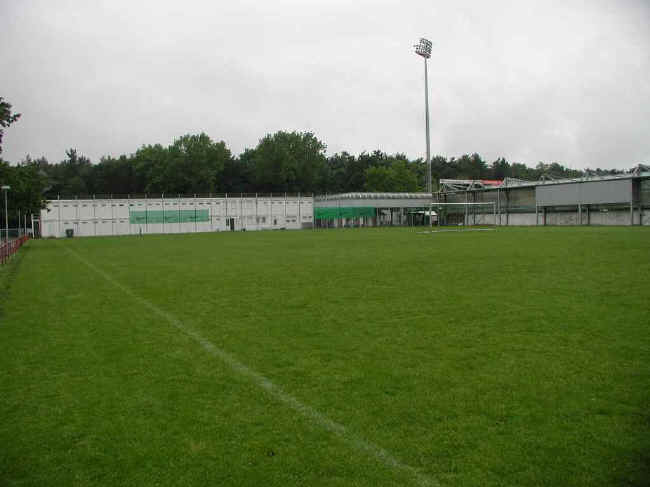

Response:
(179, 222), (194, 234)
(96, 220), (112, 236)
(95, 203), (111, 219)
(60, 203), (75, 220)
(40, 196), (316, 237)
(78, 203), (93, 219)
(113, 219), (129, 235)
(45, 222), (57, 237)
(145, 223), (162, 235)
(112, 202), (129, 219)
(76, 220), (92, 236)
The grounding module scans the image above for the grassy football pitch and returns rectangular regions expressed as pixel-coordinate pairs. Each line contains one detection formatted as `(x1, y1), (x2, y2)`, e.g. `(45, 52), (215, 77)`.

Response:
(1, 227), (649, 486)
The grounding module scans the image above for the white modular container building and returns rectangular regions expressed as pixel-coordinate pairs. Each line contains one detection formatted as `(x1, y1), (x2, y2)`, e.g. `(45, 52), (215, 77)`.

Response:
(40, 195), (314, 238)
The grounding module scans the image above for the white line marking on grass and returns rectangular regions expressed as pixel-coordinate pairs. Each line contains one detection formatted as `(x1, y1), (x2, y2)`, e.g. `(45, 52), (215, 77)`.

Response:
(62, 245), (437, 487)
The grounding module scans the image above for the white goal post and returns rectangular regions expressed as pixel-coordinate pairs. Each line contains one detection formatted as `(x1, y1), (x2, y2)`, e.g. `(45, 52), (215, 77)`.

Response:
(429, 202), (497, 228)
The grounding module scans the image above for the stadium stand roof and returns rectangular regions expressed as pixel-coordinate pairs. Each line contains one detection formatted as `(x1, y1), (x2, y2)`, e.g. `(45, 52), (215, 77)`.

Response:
(315, 192), (433, 201)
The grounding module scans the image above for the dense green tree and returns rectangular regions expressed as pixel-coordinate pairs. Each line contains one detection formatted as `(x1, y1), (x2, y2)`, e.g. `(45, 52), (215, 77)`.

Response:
(223, 150), (254, 194)
(535, 162), (582, 180)
(390, 160), (419, 192)
(93, 155), (137, 196)
(323, 152), (355, 193)
(344, 151), (384, 192)
(490, 157), (510, 180)
(9, 125), (635, 200)
(164, 133), (231, 194)
(456, 153), (488, 179)
(45, 149), (93, 197)
(0, 157), (48, 226)
(249, 131), (327, 193)
(0, 97), (21, 154)
(407, 157), (428, 190)
(364, 165), (392, 192)
(130, 144), (168, 194)
(510, 162), (532, 180)
(364, 159), (418, 192)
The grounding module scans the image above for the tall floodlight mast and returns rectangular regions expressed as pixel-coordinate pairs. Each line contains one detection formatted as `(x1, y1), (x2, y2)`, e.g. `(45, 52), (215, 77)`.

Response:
(414, 38), (432, 196)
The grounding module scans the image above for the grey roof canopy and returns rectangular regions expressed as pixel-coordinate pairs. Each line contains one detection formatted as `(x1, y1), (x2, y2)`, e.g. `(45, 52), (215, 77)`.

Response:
(315, 192), (432, 201)
(314, 193), (433, 209)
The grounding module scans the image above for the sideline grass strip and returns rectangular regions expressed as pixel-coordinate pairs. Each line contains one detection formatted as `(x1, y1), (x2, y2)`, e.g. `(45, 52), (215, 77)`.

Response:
(0, 243), (27, 315)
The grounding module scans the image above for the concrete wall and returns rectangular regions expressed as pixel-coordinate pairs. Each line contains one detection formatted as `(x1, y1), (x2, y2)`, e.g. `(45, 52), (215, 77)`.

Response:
(503, 213), (537, 226)
(544, 211), (579, 226)
(41, 196), (314, 238)
(474, 208), (646, 226)
(584, 209), (636, 226)
(501, 208), (643, 226)
(317, 207), (645, 227)
(642, 210), (650, 226)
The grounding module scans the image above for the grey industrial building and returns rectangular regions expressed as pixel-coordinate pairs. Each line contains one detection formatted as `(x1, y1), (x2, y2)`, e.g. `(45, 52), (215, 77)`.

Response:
(314, 171), (650, 227)
(440, 171), (650, 226)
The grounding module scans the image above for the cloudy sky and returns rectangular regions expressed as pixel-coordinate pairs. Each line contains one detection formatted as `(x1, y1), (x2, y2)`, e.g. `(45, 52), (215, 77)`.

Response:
(1, 0), (649, 170)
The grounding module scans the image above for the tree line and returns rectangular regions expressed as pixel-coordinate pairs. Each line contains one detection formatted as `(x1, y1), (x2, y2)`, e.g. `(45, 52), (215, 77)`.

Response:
(0, 96), (632, 226)
(5, 131), (623, 196)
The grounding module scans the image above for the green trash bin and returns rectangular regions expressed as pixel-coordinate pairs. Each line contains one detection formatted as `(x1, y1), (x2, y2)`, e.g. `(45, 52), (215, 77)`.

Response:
(65, 228), (74, 238)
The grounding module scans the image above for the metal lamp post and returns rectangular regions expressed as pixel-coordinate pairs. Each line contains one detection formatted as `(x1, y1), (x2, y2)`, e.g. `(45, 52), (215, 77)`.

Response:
(414, 38), (432, 196)
(1, 185), (9, 242)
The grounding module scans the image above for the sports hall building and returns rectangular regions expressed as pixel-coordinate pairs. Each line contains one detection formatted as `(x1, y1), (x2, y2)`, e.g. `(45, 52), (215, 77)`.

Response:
(40, 195), (313, 238)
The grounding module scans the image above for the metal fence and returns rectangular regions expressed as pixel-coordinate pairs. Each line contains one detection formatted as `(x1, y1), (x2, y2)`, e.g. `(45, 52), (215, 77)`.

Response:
(1, 235), (29, 265)
(2, 228), (31, 241)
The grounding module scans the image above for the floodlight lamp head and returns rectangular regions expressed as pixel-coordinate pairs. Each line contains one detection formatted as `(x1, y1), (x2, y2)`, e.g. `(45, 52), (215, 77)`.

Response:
(414, 37), (432, 58)
(1, 185), (10, 190)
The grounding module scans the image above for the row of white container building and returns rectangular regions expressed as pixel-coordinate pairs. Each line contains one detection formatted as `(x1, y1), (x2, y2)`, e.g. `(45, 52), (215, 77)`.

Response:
(40, 195), (314, 238)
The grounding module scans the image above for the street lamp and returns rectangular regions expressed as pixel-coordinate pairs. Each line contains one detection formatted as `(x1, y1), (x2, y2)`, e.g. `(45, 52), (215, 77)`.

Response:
(1, 185), (9, 243)
(414, 37), (432, 195)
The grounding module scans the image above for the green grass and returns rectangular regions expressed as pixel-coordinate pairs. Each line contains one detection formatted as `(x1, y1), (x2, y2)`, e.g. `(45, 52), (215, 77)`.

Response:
(1, 227), (649, 486)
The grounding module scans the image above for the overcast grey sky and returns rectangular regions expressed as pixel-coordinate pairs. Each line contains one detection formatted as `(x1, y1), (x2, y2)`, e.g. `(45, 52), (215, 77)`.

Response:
(1, 0), (649, 170)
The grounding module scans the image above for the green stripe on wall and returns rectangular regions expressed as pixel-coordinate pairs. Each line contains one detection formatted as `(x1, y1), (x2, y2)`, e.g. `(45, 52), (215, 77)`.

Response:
(129, 209), (210, 224)
(314, 207), (375, 220)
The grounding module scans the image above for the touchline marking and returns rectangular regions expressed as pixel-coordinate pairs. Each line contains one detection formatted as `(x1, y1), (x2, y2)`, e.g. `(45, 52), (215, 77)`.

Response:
(62, 245), (437, 487)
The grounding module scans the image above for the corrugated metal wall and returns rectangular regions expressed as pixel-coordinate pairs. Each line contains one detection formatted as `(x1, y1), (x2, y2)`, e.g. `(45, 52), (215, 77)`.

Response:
(536, 179), (632, 206)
